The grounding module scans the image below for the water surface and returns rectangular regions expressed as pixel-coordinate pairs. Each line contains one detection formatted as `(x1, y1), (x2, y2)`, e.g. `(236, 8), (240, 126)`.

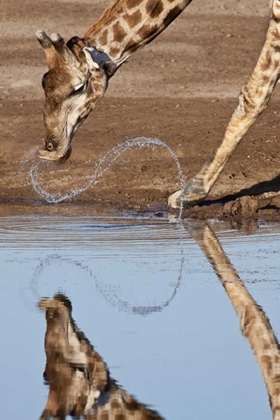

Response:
(0, 213), (279, 419)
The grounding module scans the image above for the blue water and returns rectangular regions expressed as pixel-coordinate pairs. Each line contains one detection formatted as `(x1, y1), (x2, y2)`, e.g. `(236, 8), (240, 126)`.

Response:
(0, 214), (279, 419)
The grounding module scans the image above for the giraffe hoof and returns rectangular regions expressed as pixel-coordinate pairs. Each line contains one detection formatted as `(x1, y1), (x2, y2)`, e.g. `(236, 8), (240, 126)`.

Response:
(168, 180), (208, 209)
(168, 189), (204, 209)
(168, 190), (182, 209)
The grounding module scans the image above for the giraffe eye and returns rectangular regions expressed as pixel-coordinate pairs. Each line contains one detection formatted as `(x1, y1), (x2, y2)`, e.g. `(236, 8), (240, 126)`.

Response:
(73, 83), (85, 93)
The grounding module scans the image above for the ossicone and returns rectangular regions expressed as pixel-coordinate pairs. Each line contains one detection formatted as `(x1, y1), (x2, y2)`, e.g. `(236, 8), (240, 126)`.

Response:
(36, 30), (67, 67)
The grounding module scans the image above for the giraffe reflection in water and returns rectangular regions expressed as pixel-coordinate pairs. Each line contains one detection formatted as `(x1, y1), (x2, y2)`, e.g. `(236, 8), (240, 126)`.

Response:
(38, 222), (280, 419)
(187, 221), (280, 420)
(38, 294), (162, 420)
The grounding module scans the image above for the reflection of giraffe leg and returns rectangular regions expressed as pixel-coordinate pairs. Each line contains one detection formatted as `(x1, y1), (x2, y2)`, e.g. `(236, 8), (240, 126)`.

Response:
(186, 221), (280, 419)
(168, 0), (280, 209)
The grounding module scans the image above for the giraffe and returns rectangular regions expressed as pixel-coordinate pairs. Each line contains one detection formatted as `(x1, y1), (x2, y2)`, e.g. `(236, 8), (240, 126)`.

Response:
(38, 293), (163, 420)
(36, 0), (280, 206)
(187, 221), (280, 419)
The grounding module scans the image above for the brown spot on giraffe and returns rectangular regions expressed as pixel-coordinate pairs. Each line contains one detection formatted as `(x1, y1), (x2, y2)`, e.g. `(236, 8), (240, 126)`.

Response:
(272, 62), (280, 77)
(137, 24), (158, 40)
(123, 10), (142, 28)
(163, 5), (183, 26)
(125, 397), (140, 411)
(100, 411), (110, 420)
(261, 355), (273, 370)
(146, 0), (164, 18)
(113, 21), (127, 43)
(126, 0), (142, 9)
(264, 50), (273, 70)
(125, 39), (139, 54)
(111, 398), (122, 409)
(261, 74), (270, 86)
(109, 46), (121, 58)
(115, 414), (126, 420)
(263, 342), (272, 350)
(242, 89), (255, 112)
(106, 15), (119, 25)
(270, 27), (280, 40)
(99, 29), (108, 46)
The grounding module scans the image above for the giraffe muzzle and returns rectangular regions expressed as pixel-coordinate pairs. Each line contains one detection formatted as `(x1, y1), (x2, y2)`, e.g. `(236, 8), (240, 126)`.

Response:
(38, 145), (72, 163)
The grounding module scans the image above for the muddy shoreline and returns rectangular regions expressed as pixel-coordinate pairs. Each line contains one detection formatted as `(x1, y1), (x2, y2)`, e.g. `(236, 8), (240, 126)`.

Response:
(1, 0), (280, 225)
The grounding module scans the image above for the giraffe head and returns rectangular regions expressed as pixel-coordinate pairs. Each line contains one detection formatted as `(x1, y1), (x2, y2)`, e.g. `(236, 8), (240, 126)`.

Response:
(36, 31), (116, 162)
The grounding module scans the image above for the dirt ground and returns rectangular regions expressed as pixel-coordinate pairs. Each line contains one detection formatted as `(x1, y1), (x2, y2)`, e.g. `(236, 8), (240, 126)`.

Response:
(1, 0), (280, 226)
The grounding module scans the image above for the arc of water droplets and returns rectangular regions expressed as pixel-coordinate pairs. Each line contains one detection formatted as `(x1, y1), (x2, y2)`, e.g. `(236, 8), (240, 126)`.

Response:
(30, 136), (186, 213)
(29, 253), (183, 316)
(28, 137), (187, 315)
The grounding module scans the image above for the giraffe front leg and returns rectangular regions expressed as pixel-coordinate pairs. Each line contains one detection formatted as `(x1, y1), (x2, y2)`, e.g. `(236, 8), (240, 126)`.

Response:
(168, 98), (258, 209)
(168, 102), (254, 209)
(168, 1), (280, 209)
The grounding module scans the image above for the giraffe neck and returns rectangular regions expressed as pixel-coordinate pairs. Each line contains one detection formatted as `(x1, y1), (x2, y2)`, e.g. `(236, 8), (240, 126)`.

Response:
(83, 0), (193, 66)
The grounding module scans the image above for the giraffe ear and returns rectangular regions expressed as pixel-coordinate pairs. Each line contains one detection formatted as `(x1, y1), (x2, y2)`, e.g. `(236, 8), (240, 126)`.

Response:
(83, 47), (100, 70)
(83, 47), (113, 70)
(83, 47), (117, 77)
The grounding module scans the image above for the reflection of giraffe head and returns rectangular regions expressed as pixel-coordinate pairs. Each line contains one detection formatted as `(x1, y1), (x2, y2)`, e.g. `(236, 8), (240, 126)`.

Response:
(39, 292), (73, 319)
(39, 293), (163, 420)
(40, 292), (72, 309)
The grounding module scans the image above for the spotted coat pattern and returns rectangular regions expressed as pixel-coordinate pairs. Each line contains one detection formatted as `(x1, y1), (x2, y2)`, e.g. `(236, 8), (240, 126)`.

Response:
(188, 221), (280, 420)
(39, 294), (163, 420)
